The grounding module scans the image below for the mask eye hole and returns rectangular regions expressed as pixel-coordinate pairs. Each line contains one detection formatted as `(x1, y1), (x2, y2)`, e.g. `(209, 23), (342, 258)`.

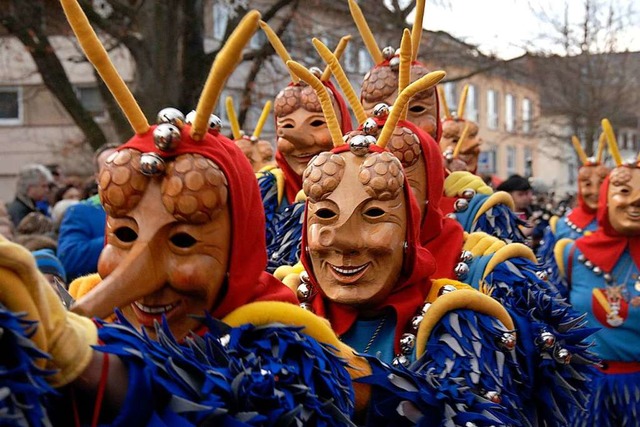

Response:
(170, 232), (197, 249)
(364, 207), (385, 218)
(409, 105), (426, 113)
(114, 226), (138, 243)
(281, 123), (294, 129)
(315, 208), (337, 219)
(310, 120), (326, 127)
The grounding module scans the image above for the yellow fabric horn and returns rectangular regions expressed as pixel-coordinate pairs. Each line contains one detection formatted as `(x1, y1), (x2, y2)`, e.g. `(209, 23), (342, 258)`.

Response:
(321, 35), (352, 82)
(411, 0), (425, 62)
(191, 10), (260, 140)
(313, 38), (367, 125)
(286, 61), (344, 147)
(437, 85), (451, 120)
(602, 118), (622, 167)
(596, 131), (606, 164)
(457, 84), (469, 119)
(453, 122), (470, 158)
(571, 136), (588, 166)
(59, 0), (149, 135)
(252, 100), (272, 139)
(348, 0), (383, 64)
(259, 20), (299, 83)
(226, 96), (242, 140)
(398, 29), (412, 121)
(377, 70), (446, 149)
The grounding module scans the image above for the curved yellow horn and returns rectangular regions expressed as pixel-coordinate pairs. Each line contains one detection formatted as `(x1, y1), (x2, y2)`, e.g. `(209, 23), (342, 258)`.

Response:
(601, 118), (622, 167)
(453, 122), (471, 158)
(377, 70), (446, 149)
(286, 61), (344, 147)
(321, 35), (352, 82)
(191, 10), (260, 140)
(313, 38), (366, 124)
(348, 0), (383, 64)
(259, 20), (299, 83)
(252, 100), (272, 139)
(596, 131), (606, 164)
(60, 0), (149, 135)
(437, 85), (451, 120)
(398, 29), (412, 121)
(457, 84), (469, 119)
(571, 136), (588, 166)
(411, 0), (425, 62)
(225, 96), (242, 140)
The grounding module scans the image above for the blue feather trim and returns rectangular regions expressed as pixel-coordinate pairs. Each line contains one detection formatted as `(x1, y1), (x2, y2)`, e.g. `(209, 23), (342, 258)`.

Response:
(258, 171), (280, 247)
(472, 204), (527, 245)
(266, 201), (305, 273)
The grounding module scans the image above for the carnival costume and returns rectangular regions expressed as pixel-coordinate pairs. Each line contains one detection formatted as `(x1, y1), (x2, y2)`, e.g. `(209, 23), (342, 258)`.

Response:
(556, 119), (640, 426)
(226, 96), (275, 172)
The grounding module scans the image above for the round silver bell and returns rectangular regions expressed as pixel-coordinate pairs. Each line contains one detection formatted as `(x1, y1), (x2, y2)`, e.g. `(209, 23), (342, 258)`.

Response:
(446, 213), (457, 220)
(249, 135), (258, 143)
(484, 390), (502, 404)
(624, 156), (637, 166)
(372, 103), (390, 117)
(349, 134), (372, 156)
(465, 423), (478, 427)
(154, 123), (182, 152)
(411, 315), (424, 331)
(399, 333), (416, 354)
(586, 156), (596, 165)
(454, 198), (469, 213)
(577, 254), (586, 263)
(461, 188), (476, 200)
(535, 270), (548, 281)
(538, 331), (556, 349)
(309, 66), (323, 78)
(185, 110), (196, 124)
(554, 347), (572, 364)
(444, 149), (454, 162)
(208, 114), (222, 132)
(381, 46), (395, 60)
(592, 266), (602, 276)
(296, 282), (313, 301)
(218, 334), (230, 347)
(604, 273), (613, 283)
(454, 263), (469, 279)
(499, 332), (516, 350)
(392, 354), (410, 367)
(420, 302), (432, 315)
(156, 107), (185, 127)
(584, 260), (593, 269)
(299, 270), (310, 284)
(439, 283), (458, 295)
(460, 250), (474, 263)
(362, 118), (379, 135)
(299, 302), (315, 312)
(388, 56), (400, 71)
(139, 152), (166, 176)
(364, 135), (377, 145)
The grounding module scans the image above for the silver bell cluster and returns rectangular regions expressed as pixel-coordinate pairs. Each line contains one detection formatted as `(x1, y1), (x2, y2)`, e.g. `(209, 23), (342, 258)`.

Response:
(564, 218), (584, 235)
(391, 297), (438, 368)
(140, 152), (166, 177)
(185, 110), (222, 132)
(576, 254), (608, 280)
(349, 134), (377, 156)
(372, 103), (390, 118)
(296, 270), (316, 313)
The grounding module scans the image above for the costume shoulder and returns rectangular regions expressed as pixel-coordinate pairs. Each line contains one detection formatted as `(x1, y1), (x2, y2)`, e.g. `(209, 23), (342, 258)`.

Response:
(554, 237), (575, 281)
(549, 215), (560, 235)
(96, 303), (360, 426)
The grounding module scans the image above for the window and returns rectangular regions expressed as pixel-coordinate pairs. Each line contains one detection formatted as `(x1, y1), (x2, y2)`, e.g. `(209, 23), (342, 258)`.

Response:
(0, 87), (22, 125)
(466, 84), (479, 122)
(524, 147), (533, 177)
(522, 98), (532, 134)
(620, 132), (628, 150)
(633, 133), (638, 151)
(487, 89), (498, 129)
(343, 43), (357, 73)
(76, 86), (106, 120)
(443, 82), (457, 116)
(506, 146), (517, 176)
(505, 93), (515, 132)
(477, 146), (496, 174)
(358, 48), (371, 74)
(213, 3), (228, 40)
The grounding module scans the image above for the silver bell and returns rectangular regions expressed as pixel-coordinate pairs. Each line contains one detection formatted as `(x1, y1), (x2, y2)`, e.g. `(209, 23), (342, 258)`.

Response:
(411, 315), (424, 331)
(362, 118), (379, 135)
(454, 198), (469, 213)
(381, 46), (396, 60)
(499, 332), (517, 350)
(399, 333), (416, 353)
(156, 107), (185, 127)
(218, 334), (230, 347)
(461, 188), (476, 200)
(439, 283), (458, 295)
(625, 156), (637, 166)
(584, 260), (593, 269)
(388, 56), (400, 71)
(454, 262), (469, 278)
(372, 103), (390, 117)
(185, 110), (196, 124)
(154, 123), (182, 152)
(460, 250), (474, 263)
(446, 213), (457, 220)
(392, 354), (410, 367)
(296, 282), (313, 301)
(484, 390), (502, 404)
(538, 331), (556, 349)
(139, 152), (166, 176)
(420, 302), (432, 315)
(592, 266), (602, 276)
(444, 148), (454, 162)
(299, 302), (315, 313)
(299, 270), (310, 284)
(208, 114), (222, 132)
(309, 66), (323, 78)
(349, 134), (372, 156)
(535, 270), (548, 281)
(604, 273), (613, 283)
(554, 347), (572, 364)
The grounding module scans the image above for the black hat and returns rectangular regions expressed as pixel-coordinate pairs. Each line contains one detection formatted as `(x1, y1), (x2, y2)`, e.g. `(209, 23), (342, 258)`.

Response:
(496, 174), (532, 193)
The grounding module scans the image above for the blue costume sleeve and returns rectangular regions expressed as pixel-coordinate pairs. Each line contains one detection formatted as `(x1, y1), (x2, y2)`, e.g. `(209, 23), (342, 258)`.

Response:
(453, 194), (526, 245)
(357, 309), (520, 426)
(95, 312), (355, 426)
(56, 202), (106, 281)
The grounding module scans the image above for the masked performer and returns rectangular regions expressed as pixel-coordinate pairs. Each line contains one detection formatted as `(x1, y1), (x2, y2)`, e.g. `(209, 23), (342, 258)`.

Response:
(282, 50), (597, 426)
(226, 96), (275, 172)
(556, 119), (640, 427)
(0, 5), (374, 426)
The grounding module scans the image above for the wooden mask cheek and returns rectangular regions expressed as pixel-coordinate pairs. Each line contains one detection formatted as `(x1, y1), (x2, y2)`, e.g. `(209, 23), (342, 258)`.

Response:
(99, 149), (150, 218)
(161, 154), (228, 224)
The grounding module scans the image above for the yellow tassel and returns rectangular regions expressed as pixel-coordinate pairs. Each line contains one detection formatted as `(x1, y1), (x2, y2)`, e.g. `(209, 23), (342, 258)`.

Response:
(411, 0), (425, 62)
(437, 85), (451, 119)
(377, 70), (446, 149)
(348, 0), (383, 64)
(226, 96), (242, 140)
(259, 20), (299, 83)
(398, 29), (412, 121)
(457, 84), (469, 119)
(287, 61), (344, 147)
(59, 0), (149, 135)
(452, 121), (470, 158)
(313, 38), (366, 124)
(602, 118), (622, 167)
(192, 11), (260, 140)
(571, 135), (589, 166)
(473, 192), (516, 223)
(252, 100), (272, 139)
(321, 35), (352, 82)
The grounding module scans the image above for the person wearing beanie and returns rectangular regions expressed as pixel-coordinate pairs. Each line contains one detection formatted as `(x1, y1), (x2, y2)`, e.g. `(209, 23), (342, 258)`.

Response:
(497, 174), (534, 217)
(32, 247), (67, 285)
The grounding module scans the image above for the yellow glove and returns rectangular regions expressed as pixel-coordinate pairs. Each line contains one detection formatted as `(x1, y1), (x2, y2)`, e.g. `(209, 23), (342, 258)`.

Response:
(443, 171), (493, 197)
(0, 237), (98, 387)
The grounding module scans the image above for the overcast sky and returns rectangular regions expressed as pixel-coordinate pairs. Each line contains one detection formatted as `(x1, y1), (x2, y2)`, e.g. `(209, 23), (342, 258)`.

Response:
(414, 0), (640, 59)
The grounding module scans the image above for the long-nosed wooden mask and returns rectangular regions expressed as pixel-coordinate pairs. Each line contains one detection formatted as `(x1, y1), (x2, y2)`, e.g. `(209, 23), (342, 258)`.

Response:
(61, 0), (263, 340)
